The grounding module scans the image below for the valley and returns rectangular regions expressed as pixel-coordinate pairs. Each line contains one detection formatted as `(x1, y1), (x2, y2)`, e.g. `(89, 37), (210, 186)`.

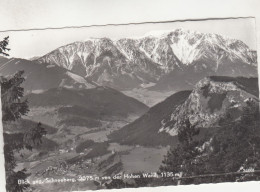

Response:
(9, 75), (258, 191)
(1, 27), (259, 191)
(5, 85), (167, 191)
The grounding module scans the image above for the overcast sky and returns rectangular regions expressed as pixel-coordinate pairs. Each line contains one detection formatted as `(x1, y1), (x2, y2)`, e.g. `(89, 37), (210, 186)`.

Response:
(0, 17), (257, 59)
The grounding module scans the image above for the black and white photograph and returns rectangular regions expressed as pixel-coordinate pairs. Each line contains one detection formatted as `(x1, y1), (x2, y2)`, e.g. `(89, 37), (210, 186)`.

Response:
(0, 1), (260, 192)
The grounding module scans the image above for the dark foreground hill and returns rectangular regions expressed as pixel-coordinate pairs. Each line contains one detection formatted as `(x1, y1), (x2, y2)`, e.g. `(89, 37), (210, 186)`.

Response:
(109, 90), (192, 146)
(26, 86), (149, 119)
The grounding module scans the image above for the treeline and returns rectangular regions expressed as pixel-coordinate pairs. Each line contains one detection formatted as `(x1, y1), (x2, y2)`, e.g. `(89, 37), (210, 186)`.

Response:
(159, 99), (260, 185)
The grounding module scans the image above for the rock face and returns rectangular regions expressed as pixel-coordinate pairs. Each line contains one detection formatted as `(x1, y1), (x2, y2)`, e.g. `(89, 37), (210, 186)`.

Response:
(35, 29), (258, 91)
(159, 76), (259, 136)
(109, 76), (259, 146)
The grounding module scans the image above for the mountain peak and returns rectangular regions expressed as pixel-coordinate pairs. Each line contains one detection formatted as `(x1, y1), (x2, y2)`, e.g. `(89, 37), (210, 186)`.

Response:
(35, 29), (257, 91)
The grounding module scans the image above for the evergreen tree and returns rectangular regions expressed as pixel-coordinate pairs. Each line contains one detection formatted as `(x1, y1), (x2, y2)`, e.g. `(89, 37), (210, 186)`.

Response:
(0, 36), (10, 56)
(1, 70), (29, 121)
(159, 99), (260, 185)
(159, 119), (201, 185)
(1, 37), (46, 192)
(1, 72), (47, 192)
(206, 100), (260, 182)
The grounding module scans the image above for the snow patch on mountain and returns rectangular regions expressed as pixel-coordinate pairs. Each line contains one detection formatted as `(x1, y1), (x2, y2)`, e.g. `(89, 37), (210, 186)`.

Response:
(35, 28), (257, 91)
(66, 71), (95, 88)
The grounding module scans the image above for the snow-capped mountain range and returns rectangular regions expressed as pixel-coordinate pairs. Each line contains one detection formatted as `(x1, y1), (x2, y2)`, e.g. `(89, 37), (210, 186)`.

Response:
(35, 28), (258, 91)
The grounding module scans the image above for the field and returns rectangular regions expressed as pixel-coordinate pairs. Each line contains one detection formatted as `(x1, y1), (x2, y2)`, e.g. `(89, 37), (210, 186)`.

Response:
(123, 88), (175, 107)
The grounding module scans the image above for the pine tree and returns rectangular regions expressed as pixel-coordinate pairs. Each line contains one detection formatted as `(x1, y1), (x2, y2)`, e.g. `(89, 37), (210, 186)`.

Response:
(0, 36), (10, 56)
(159, 100), (260, 185)
(159, 119), (201, 185)
(1, 70), (29, 121)
(1, 37), (46, 192)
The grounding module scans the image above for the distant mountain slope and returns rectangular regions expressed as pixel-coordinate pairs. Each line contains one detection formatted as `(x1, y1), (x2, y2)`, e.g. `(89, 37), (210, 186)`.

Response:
(0, 56), (9, 63)
(0, 58), (95, 93)
(26, 86), (148, 118)
(149, 60), (258, 91)
(109, 76), (259, 146)
(35, 28), (258, 91)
